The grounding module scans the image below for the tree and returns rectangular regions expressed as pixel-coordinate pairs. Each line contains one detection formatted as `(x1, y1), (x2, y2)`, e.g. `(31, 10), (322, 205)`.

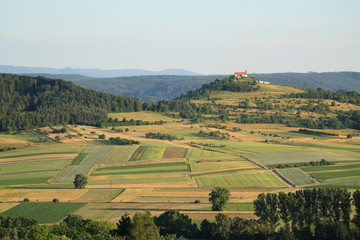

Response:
(128, 211), (161, 240)
(353, 190), (360, 229)
(54, 135), (61, 142)
(154, 210), (198, 238)
(73, 174), (88, 189)
(209, 187), (230, 211)
(212, 213), (231, 240)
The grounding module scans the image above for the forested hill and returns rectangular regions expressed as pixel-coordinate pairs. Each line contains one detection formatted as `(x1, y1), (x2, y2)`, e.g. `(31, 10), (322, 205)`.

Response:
(250, 72), (360, 92)
(24, 74), (225, 102)
(0, 74), (142, 131)
(21, 72), (360, 101)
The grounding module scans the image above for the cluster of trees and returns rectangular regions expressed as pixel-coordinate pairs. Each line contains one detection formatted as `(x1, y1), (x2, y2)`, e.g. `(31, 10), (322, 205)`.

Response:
(298, 128), (339, 136)
(92, 117), (165, 128)
(276, 159), (333, 168)
(235, 112), (358, 130)
(145, 132), (178, 141)
(197, 130), (229, 139)
(99, 137), (140, 145)
(51, 127), (67, 133)
(0, 74), (142, 131)
(178, 77), (259, 100)
(287, 88), (360, 106)
(253, 189), (360, 239)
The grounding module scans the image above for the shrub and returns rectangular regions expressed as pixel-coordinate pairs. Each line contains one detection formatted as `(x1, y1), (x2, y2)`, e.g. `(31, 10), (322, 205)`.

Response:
(23, 198), (30, 202)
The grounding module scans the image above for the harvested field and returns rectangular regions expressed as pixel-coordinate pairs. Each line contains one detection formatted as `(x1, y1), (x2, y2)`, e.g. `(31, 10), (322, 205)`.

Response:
(3, 202), (87, 223)
(111, 188), (154, 202)
(163, 147), (188, 159)
(275, 168), (318, 186)
(75, 202), (209, 221)
(0, 189), (88, 202)
(86, 181), (197, 188)
(0, 203), (19, 213)
(195, 170), (288, 188)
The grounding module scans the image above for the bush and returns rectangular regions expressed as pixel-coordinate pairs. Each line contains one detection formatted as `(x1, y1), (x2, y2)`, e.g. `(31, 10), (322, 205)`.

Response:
(23, 198), (30, 202)
(195, 200), (201, 204)
(52, 198), (59, 203)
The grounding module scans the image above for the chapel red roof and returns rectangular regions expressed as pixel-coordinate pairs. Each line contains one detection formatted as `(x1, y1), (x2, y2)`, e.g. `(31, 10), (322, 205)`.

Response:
(234, 72), (247, 75)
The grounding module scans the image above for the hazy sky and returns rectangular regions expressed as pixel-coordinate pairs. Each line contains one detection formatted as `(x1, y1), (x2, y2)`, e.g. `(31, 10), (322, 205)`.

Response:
(1, 0), (359, 74)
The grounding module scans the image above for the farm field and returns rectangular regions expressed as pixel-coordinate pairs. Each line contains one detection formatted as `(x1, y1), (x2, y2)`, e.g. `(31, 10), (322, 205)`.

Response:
(0, 98), (359, 224)
(89, 161), (192, 185)
(3, 202), (87, 223)
(195, 170), (288, 188)
(274, 168), (318, 186)
(248, 151), (359, 166)
(190, 158), (258, 173)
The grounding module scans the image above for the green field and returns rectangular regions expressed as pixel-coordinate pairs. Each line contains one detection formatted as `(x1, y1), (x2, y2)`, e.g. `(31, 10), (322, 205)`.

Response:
(186, 148), (234, 161)
(197, 203), (254, 211)
(248, 151), (358, 166)
(53, 145), (138, 183)
(129, 146), (166, 161)
(308, 177), (360, 189)
(0, 159), (70, 186)
(275, 168), (318, 186)
(307, 169), (360, 182)
(190, 159), (257, 172)
(3, 202), (87, 223)
(89, 161), (191, 185)
(195, 170), (287, 188)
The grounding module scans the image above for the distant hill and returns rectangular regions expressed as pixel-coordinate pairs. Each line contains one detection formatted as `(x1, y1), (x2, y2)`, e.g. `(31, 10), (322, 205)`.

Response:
(0, 65), (199, 78)
(23, 74), (225, 102)
(250, 72), (360, 92)
(3, 69), (359, 101)
(0, 74), (141, 131)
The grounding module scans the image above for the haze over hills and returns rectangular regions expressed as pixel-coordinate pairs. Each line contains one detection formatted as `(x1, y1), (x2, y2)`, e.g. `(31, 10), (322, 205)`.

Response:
(0, 65), (199, 78)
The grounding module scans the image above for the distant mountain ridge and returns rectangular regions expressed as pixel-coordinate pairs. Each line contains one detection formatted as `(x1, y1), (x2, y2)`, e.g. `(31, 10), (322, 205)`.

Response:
(0, 65), (199, 78)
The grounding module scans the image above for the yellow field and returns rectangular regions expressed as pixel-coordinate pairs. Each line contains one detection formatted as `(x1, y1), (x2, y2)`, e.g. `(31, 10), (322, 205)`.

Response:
(0, 189), (88, 202)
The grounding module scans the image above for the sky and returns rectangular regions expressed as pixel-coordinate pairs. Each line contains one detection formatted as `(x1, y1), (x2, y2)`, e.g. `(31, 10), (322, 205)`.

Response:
(1, 0), (359, 74)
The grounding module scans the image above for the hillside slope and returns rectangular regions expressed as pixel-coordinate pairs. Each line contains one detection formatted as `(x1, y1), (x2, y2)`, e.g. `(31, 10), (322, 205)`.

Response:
(144, 76), (360, 130)
(0, 74), (141, 131)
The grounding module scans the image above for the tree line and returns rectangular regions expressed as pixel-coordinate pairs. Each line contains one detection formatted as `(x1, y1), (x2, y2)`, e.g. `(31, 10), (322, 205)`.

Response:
(287, 88), (360, 106)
